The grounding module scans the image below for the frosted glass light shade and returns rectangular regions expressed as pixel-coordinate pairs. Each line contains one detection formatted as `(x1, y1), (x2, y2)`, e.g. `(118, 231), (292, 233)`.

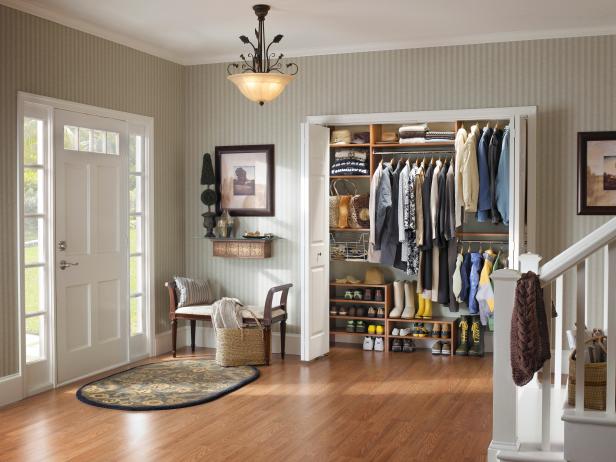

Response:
(228, 72), (294, 105)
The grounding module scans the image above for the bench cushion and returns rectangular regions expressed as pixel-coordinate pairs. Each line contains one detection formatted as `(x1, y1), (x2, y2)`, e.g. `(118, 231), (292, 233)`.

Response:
(175, 304), (285, 320)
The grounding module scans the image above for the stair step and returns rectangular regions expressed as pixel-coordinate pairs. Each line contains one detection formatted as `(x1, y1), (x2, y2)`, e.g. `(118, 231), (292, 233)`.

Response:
(497, 450), (565, 462)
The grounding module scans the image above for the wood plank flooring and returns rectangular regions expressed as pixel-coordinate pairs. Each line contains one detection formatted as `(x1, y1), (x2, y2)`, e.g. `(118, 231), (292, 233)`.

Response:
(0, 346), (492, 461)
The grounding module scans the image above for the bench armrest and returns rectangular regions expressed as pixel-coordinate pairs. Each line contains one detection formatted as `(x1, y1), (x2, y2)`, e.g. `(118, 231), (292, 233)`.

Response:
(165, 281), (178, 319)
(262, 283), (293, 323)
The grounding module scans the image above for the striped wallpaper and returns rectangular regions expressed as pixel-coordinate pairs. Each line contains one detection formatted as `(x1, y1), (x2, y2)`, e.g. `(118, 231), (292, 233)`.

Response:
(185, 35), (616, 338)
(0, 5), (185, 378)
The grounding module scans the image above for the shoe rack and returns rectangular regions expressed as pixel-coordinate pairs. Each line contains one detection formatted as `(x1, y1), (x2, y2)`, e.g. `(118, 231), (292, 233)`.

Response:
(387, 317), (458, 356)
(329, 282), (393, 348)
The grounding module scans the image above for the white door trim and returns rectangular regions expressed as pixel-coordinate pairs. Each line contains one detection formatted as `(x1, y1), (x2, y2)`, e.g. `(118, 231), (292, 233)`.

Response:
(14, 92), (155, 401)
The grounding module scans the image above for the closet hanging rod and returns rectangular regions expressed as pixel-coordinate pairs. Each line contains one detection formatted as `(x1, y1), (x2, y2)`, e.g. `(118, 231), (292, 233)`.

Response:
(457, 239), (509, 245)
(373, 151), (455, 156)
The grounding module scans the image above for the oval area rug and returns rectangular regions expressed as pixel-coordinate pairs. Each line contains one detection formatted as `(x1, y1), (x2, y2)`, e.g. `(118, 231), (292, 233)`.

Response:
(76, 359), (259, 411)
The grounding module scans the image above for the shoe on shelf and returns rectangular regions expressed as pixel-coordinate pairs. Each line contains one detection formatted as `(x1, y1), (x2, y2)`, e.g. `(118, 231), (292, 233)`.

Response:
(344, 290), (353, 300)
(400, 327), (412, 337)
(375, 325), (384, 335)
(424, 323), (433, 335)
(403, 339), (415, 352)
(374, 337), (385, 352)
(356, 306), (366, 317)
(441, 324), (450, 339)
(391, 327), (400, 336)
(346, 320), (356, 333)
(374, 289), (384, 302)
(455, 316), (471, 356)
(432, 341), (443, 355)
(441, 341), (451, 355)
(390, 280), (404, 318)
(376, 307), (385, 318)
(339, 305), (348, 316)
(363, 336), (374, 351)
(353, 290), (363, 300)
(363, 288), (373, 301)
(389, 306), (403, 318)
(367, 324), (376, 335)
(416, 323), (427, 338)
(416, 294), (426, 318)
(367, 307), (376, 318)
(330, 305), (338, 316)
(431, 323), (441, 338)
(401, 280), (417, 319)
(412, 323), (420, 337)
(422, 298), (432, 319)
(391, 338), (403, 352)
(348, 306), (357, 317)
(356, 320), (366, 333)
(469, 316), (484, 357)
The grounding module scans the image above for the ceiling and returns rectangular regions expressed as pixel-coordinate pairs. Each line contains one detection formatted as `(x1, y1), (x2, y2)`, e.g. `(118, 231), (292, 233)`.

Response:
(4, 0), (616, 65)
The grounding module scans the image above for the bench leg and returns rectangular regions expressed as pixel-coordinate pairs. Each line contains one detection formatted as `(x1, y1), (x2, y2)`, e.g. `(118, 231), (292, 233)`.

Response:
(171, 319), (177, 358)
(190, 320), (196, 352)
(264, 325), (271, 366)
(280, 320), (286, 360)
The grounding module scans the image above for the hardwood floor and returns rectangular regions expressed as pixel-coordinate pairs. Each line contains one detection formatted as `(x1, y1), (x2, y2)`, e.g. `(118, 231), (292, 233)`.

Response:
(0, 346), (492, 461)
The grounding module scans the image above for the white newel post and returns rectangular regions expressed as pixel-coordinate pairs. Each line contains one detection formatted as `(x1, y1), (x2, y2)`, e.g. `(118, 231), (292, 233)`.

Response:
(488, 268), (521, 461)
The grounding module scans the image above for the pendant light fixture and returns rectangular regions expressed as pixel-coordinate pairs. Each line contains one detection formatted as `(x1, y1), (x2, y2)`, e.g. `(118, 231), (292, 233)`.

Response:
(227, 4), (298, 105)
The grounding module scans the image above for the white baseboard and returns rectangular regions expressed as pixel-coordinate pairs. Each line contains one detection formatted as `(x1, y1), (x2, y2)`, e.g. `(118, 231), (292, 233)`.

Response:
(0, 373), (23, 408)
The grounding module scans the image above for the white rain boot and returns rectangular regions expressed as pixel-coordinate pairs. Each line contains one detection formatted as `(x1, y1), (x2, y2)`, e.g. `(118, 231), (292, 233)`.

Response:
(401, 280), (417, 319)
(389, 280), (404, 318)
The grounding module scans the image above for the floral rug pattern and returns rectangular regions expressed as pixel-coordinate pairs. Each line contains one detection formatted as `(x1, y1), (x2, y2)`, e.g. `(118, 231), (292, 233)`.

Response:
(77, 359), (259, 411)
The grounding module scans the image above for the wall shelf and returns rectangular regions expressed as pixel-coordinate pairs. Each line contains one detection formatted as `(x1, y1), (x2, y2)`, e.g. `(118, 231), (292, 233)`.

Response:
(210, 238), (273, 259)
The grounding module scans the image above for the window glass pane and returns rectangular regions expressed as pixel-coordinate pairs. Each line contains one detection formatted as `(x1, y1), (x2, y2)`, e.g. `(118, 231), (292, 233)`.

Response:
(63, 125), (78, 150)
(129, 134), (143, 172)
(130, 255), (143, 295)
(130, 296), (143, 335)
(106, 131), (119, 155)
(92, 129), (105, 153)
(129, 175), (142, 213)
(24, 217), (45, 265)
(79, 127), (91, 151)
(24, 117), (44, 164)
(130, 215), (143, 254)
(26, 315), (45, 362)
(25, 266), (45, 314)
(24, 168), (44, 214)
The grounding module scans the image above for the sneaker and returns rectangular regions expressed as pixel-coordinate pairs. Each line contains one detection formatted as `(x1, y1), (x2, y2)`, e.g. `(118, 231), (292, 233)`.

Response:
(374, 289), (384, 301)
(374, 337), (385, 352)
(412, 323), (420, 337)
(345, 320), (355, 333)
(376, 307), (385, 318)
(425, 323), (433, 336)
(402, 339), (415, 352)
(330, 305), (338, 316)
(363, 288), (373, 301)
(367, 324), (376, 334)
(400, 327), (412, 337)
(391, 338), (402, 352)
(356, 320), (366, 333)
(348, 306), (357, 317)
(356, 306), (366, 317)
(455, 316), (471, 356)
(367, 306), (376, 318)
(416, 323), (426, 338)
(375, 325), (384, 335)
(391, 327), (400, 336)
(441, 342), (451, 355)
(441, 324), (450, 339)
(353, 290), (363, 300)
(344, 290), (353, 300)
(363, 336), (374, 351)
(469, 316), (484, 357)
(339, 305), (348, 316)
(432, 341), (443, 355)
(432, 323), (441, 338)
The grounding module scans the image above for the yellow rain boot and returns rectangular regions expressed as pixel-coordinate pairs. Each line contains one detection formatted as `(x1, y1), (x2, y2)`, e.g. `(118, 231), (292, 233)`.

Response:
(422, 298), (432, 319)
(416, 294), (425, 318)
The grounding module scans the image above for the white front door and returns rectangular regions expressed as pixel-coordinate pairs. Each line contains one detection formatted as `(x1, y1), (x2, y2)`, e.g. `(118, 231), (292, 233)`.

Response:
(54, 109), (129, 384)
(300, 124), (330, 361)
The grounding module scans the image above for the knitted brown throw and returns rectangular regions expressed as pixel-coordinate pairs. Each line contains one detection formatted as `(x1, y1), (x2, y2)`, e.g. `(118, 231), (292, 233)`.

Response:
(510, 272), (551, 386)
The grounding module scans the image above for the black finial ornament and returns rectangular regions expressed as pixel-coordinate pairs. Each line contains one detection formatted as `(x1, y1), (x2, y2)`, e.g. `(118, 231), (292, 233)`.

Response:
(200, 153), (217, 237)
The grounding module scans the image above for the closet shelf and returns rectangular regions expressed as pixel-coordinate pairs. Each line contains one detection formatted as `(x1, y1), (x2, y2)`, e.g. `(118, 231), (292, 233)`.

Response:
(372, 141), (454, 148)
(330, 175), (370, 179)
(387, 316), (457, 323)
(394, 335), (452, 342)
(456, 232), (509, 238)
(330, 228), (369, 232)
(329, 143), (370, 148)
(330, 330), (385, 338)
(330, 299), (386, 305)
(330, 282), (391, 288)
(329, 315), (386, 321)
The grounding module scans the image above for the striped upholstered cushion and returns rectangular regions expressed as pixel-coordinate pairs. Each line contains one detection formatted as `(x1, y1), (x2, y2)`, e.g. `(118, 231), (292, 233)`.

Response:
(174, 277), (213, 307)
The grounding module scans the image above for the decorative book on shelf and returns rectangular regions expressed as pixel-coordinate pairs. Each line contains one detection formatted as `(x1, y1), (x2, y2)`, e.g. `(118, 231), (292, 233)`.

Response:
(209, 237), (274, 259)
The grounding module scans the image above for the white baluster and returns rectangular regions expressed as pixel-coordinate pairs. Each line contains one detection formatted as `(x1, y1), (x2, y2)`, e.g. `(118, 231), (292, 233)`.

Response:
(605, 243), (616, 415)
(575, 261), (587, 412)
(554, 275), (564, 392)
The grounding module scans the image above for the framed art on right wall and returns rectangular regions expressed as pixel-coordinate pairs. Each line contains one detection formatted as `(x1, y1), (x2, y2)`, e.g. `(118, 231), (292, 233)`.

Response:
(578, 131), (616, 215)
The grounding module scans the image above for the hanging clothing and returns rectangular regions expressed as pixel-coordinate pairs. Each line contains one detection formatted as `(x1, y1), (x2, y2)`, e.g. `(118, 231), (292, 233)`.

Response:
(435, 161), (449, 248)
(398, 162), (410, 262)
(476, 250), (496, 325)
(488, 128), (504, 224)
(468, 252), (483, 314)
(444, 162), (456, 242)
(382, 162), (403, 266)
(454, 127), (468, 228)
(496, 127), (510, 225)
(430, 162), (442, 302)
(477, 127), (493, 222)
(460, 124), (480, 213)
(415, 166), (425, 247)
(368, 162), (383, 262)
(459, 252), (472, 303)
(391, 162), (406, 270)
(447, 239), (459, 311)
(452, 253), (463, 302)
(404, 164), (420, 275)
(374, 164), (392, 252)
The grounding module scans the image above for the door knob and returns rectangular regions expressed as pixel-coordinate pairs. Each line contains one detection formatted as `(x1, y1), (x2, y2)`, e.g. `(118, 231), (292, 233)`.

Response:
(59, 260), (79, 270)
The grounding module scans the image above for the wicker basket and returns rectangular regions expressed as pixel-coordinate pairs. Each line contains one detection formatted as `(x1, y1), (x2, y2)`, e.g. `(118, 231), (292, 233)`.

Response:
(215, 310), (266, 367)
(567, 336), (608, 410)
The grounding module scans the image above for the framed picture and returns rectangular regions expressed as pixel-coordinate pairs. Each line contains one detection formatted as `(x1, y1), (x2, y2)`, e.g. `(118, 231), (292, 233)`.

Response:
(578, 131), (616, 215)
(215, 144), (274, 216)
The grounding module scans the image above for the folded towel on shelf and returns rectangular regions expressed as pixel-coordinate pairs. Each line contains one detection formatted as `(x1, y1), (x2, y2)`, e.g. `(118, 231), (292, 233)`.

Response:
(331, 158), (369, 176)
(426, 131), (455, 140)
(334, 150), (368, 161)
(399, 137), (427, 144)
(399, 124), (428, 133)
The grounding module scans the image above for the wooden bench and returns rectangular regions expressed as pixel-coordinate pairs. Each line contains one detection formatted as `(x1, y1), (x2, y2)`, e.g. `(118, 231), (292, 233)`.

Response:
(165, 281), (292, 365)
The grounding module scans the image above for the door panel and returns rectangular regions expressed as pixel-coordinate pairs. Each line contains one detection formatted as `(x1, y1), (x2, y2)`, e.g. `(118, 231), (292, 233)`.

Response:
(301, 123), (330, 361)
(55, 109), (128, 384)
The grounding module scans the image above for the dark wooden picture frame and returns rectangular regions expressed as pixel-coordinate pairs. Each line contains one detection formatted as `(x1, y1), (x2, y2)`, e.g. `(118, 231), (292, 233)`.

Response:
(578, 131), (616, 215)
(215, 144), (275, 216)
